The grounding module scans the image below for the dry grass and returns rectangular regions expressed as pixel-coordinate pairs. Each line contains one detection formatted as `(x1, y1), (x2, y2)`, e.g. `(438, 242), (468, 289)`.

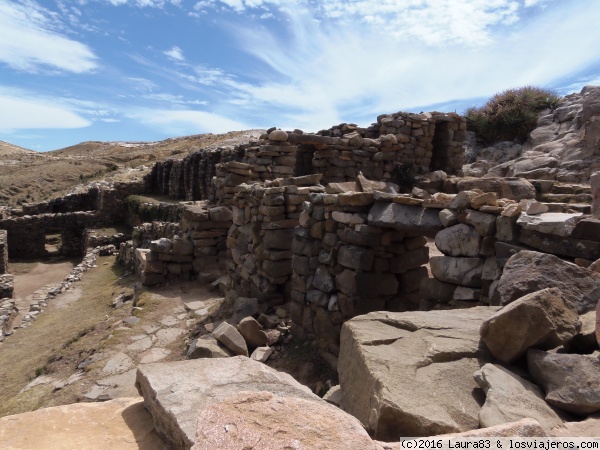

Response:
(0, 129), (263, 207)
(0, 256), (127, 417)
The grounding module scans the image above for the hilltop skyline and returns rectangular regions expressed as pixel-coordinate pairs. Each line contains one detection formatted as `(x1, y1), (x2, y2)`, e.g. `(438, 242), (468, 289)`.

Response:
(1, 0), (599, 151)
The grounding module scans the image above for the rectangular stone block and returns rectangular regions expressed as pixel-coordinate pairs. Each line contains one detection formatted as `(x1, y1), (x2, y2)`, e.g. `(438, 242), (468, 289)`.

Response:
(389, 247), (429, 273)
(337, 245), (375, 271)
(368, 202), (442, 233)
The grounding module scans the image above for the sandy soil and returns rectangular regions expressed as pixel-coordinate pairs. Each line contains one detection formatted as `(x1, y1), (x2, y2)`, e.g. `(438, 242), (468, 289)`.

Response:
(10, 259), (77, 328)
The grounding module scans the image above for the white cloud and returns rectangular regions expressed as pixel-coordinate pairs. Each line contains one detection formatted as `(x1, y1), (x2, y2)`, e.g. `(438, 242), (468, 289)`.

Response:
(164, 45), (185, 61)
(199, 0), (600, 131)
(103, 0), (181, 7)
(0, 94), (91, 132)
(131, 109), (251, 134)
(141, 92), (209, 105)
(0, 0), (98, 73)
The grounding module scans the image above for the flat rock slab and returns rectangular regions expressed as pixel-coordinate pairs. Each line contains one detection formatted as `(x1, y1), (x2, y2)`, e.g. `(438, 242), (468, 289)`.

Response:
(0, 397), (167, 450)
(135, 356), (317, 450)
(338, 307), (499, 441)
(517, 212), (582, 237)
(368, 201), (442, 233)
(191, 391), (378, 450)
(474, 364), (563, 432)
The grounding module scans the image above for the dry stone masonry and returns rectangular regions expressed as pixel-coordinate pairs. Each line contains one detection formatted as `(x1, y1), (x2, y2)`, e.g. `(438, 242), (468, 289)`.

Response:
(137, 203), (231, 286)
(149, 111), (467, 207)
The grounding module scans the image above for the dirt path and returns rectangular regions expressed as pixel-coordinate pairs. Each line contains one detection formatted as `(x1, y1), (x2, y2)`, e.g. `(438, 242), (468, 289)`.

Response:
(0, 257), (224, 418)
(9, 259), (77, 329)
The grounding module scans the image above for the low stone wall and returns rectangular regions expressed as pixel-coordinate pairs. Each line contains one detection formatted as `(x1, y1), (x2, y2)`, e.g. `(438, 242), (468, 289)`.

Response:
(0, 230), (7, 274)
(0, 298), (17, 341)
(84, 230), (130, 252)
(0, 212), (102, 258)
(148, 146), (246, 201)
(0, 274), (13, 300)
(124, 196), (181, 227)
(118, 222), (181, 270)
(137, 204), (231, 285)
(225, 177), (325, 307)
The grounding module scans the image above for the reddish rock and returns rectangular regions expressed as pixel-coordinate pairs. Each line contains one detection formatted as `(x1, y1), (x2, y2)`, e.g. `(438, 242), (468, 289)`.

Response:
(191, 391), (377, 450)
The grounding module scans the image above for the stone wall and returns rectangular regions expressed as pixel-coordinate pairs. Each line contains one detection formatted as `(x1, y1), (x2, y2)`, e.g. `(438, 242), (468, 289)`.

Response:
(146, 112), (466, 205)
(0, 274), (13, 300)
(148, 146), (246, 201)
(118, 222), (181, 270)
(0, 212), (104, 258)
(289, 187), (430, 351)
(0, 230), (7, 274)
(0, 181), (146, 259)
(137, 203), (231, 285)
(225, 177), (325, 307)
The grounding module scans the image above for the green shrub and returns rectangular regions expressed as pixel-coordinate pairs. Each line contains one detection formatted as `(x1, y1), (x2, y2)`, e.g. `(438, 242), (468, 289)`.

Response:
(465, 86), (560, 145)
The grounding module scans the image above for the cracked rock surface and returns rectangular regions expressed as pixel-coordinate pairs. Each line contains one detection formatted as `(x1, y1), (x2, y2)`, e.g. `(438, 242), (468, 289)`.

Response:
(338, 307), (499, 441)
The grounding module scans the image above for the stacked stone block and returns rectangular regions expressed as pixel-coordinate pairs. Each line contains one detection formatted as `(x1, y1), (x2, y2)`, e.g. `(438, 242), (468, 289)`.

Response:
(0, 298), (17, 341)
(0, 274), (13, 299)
(213, 130), (299, 205)
(149, 145), (247, 201)
(0, 230), (7, 274)
(226, 177), (324, 307)
(138, 203), (232, 285)
(290, 190), (430, 349)
(148, 112), (467, 206)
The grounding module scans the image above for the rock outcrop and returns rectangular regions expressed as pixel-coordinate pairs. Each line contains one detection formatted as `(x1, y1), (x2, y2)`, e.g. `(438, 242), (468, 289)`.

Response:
(463, 85), (600, 183)
(480, 288), (581, 363)
(135, 357), (320, 450)
(494, 250), (600, 314)
(338, 307), (498, 441)
(191, 391), (378, 450)
(0, 397), (167, 450)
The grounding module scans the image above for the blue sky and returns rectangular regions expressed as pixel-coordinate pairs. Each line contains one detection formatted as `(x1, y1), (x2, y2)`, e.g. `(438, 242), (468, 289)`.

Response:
(1, 0), (600, 151)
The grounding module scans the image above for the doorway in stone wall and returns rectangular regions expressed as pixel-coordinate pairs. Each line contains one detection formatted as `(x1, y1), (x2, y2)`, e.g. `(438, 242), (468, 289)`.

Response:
(430, 121), (452, 172)
(295, 144), (318, 176)
(44, 229), (62, 257)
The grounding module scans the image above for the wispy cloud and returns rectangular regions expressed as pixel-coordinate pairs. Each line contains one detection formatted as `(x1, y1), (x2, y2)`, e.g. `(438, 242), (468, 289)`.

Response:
(185, 0), (600, 131)
(0, 94), (91, 133)
(0, 0), (98, 73)
(102, 0), (183, 8)
(164, 45), (185, 61)
(130, 108), (252, 134)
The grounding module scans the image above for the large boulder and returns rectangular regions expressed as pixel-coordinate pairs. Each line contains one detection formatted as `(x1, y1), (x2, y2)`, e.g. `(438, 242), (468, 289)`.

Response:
(474, 364), (563, 432)
(430, 256), (484, 287)
(517, 212), (583, 237)
(135, 357), (318, 450)
(338, 307), (498, 441)
(435, 224), (482, 257)
(494, 250), (600, 314)
(212, 322), (248, 356)
(480, 288), (581, 363)
(528, 349), (600, 416)
(191, 391), (378, 450)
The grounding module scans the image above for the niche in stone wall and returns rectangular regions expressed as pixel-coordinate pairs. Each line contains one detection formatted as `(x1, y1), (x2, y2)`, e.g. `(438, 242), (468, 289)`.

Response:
(45, 229), (62, 257)
(295, 144), (318, 176)
(430, 121), (453, 172)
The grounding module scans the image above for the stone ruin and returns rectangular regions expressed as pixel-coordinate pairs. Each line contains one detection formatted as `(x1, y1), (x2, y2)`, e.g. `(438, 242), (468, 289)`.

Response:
(2, 100), (600, 445)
